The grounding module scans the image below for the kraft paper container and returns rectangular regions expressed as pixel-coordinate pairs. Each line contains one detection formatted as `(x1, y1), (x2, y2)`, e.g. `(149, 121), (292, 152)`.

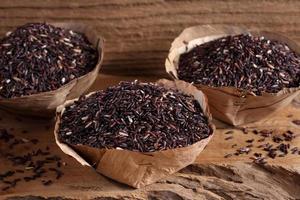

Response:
(0, 22), (104, 117)
(165, 25), (300, 126)
(54, 79), (215, 188)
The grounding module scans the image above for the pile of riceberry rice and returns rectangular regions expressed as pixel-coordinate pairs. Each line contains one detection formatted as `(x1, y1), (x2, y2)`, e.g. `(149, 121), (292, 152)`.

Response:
(58, 81), (212, 152)
(0, 23), (98, 98)
(178, 34), (300, 95)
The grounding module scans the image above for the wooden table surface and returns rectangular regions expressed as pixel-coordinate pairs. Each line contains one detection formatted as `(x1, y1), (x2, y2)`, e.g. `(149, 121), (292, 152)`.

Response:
(1, 74), (300, 200)
(0, 1), (300, 199)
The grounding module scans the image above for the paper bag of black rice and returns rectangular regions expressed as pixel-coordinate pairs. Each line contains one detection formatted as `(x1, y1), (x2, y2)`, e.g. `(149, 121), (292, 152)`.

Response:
(54, 79), (215, 188)
(165, 25), (300, 126)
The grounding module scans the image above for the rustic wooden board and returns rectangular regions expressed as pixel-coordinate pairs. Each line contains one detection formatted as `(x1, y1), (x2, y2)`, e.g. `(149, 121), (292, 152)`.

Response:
(1, 74), (300, 200)
(0, 0), (299, 75)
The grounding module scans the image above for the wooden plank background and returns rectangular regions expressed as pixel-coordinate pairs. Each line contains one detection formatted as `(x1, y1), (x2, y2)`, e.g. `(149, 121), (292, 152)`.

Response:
(0, 0), (299, 75)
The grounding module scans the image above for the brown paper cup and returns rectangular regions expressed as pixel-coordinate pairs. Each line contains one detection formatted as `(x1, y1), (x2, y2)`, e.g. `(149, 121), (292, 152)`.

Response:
(0, 22), (104, 117)
(54, 79), (215, 188)
(165, 25), (300, 126)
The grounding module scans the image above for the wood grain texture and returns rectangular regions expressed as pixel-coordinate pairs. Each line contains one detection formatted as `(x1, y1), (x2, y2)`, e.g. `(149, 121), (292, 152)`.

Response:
(0, 74), (300, 199)
(0, 0), (299, 75)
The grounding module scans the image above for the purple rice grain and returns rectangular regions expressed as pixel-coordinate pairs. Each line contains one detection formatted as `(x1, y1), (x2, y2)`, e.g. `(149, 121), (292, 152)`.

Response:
(272, 135), (283, 143)
(2, 186), (10, 191)
(224, 130), (234, 135)
(267, 149), (277, 159)
(246, 139), (254, 143)
(292, 120), (300, 125)
(225, 136), (234, 140)
(42, 180), (53, 186)
(260, 130), (273, 137)
(291, 147), (299, 154)
(224, 153), (233, 158)
(257, 138), (265, 142)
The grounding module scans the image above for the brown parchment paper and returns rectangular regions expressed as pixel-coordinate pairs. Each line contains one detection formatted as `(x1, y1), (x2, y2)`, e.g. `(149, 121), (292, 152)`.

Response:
(54, 79), (215, 188)
(0, 22), (104, 117)
(165, 25), (300, 126)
